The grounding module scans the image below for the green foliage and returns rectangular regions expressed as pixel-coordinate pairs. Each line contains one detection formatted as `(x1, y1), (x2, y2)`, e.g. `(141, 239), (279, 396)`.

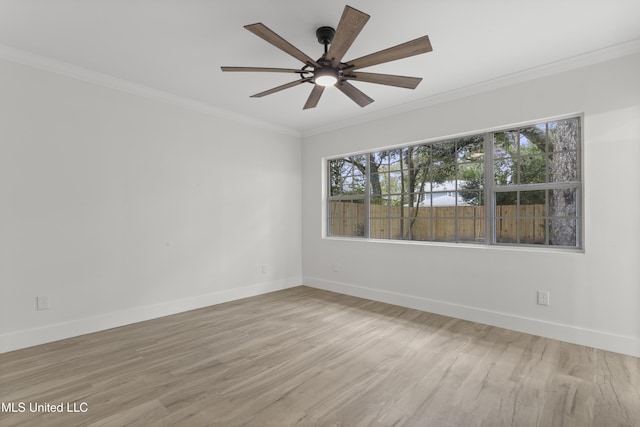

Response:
(328, 157), (366, 196)
(459, 163), (483, 205)
(493, 126), (548, 204)
(331, 125), (558, 207)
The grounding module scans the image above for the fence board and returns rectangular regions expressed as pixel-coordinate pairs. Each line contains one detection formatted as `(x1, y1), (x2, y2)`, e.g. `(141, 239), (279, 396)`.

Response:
(331, 202), (547, 243)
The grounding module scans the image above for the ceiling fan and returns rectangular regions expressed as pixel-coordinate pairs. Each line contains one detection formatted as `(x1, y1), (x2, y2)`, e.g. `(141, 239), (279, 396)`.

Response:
(221, 5), (433, 109)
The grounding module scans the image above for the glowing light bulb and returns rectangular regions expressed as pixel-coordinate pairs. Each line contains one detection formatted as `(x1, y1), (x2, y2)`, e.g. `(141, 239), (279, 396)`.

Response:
(314, 67), (338, 87)
(315, 75), (337, 86)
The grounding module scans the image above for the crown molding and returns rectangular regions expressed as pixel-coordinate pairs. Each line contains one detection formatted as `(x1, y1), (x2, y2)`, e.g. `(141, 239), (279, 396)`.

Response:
(0, 43), (301, 138)
(2, 38), (638, 140)
(302, 38), (640, 138)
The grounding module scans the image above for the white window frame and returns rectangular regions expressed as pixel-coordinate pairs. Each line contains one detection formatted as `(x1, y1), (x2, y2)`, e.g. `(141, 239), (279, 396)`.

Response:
(325, 115), (583, 250)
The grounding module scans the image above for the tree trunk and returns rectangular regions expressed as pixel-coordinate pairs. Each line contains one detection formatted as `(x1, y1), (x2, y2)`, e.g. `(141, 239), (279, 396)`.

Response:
(369, 154), (383, 202)
(549, 120), (578, 246)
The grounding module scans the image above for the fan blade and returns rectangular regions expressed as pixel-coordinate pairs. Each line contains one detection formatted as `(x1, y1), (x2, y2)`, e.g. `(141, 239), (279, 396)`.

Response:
(303, 85), (325, 110)
(251, 78), (312, 98)
(345, 35), (432, 71)
(221, 66), (309, 74)
(325, 6), (370, 67)
(245, 23), (319, 67)
(336, 81), (374, 107)
(343, 72), (422, 89)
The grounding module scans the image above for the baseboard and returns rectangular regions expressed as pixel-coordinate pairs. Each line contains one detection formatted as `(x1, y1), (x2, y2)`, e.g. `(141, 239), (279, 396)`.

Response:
(0, 277), (301, 354)
(303, 276), (640, 358)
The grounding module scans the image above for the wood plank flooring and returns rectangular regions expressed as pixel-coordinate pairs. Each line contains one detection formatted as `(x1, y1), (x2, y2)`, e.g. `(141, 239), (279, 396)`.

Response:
(1, 286), (639, 426)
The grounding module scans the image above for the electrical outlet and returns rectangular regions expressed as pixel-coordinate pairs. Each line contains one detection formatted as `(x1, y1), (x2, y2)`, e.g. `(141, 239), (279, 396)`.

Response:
(332, 263), (339, 272)
(36, 296), (50, 311)
(537, 290), (550, 306)
(261, 264), (268, 274)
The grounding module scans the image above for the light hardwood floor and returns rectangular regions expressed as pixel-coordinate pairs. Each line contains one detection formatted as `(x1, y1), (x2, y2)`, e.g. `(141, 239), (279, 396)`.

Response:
(1, 286), (639, 426)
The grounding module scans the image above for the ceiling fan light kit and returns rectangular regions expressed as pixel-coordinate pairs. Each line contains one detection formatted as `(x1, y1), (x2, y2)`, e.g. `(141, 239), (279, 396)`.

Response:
(314, 67), (339, 86)
(221, 5), (432, 109)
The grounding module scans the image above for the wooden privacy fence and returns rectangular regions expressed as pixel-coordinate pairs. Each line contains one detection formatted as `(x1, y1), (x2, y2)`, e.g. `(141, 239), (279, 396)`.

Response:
(329, 202), (546, 243)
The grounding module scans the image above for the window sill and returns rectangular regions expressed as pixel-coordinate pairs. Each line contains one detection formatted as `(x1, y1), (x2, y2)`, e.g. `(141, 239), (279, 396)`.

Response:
(322, 235), (584, 254)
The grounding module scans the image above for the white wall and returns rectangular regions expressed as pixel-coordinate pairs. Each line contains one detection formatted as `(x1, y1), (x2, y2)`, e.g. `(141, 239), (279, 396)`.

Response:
(3, 52), (638, 358)
(302, 53), (640, 357)
(0, 59), (302, 353)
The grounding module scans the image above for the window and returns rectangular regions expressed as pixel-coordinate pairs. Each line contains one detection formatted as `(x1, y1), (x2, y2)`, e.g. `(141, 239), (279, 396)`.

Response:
(326, 117), (582, 249)
(328, 155), (367, 237)
(493, 118), (581, 247)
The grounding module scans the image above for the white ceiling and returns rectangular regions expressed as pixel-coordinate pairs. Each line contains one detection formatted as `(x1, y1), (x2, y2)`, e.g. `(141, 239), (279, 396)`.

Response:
(1, 0), (639, 136)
